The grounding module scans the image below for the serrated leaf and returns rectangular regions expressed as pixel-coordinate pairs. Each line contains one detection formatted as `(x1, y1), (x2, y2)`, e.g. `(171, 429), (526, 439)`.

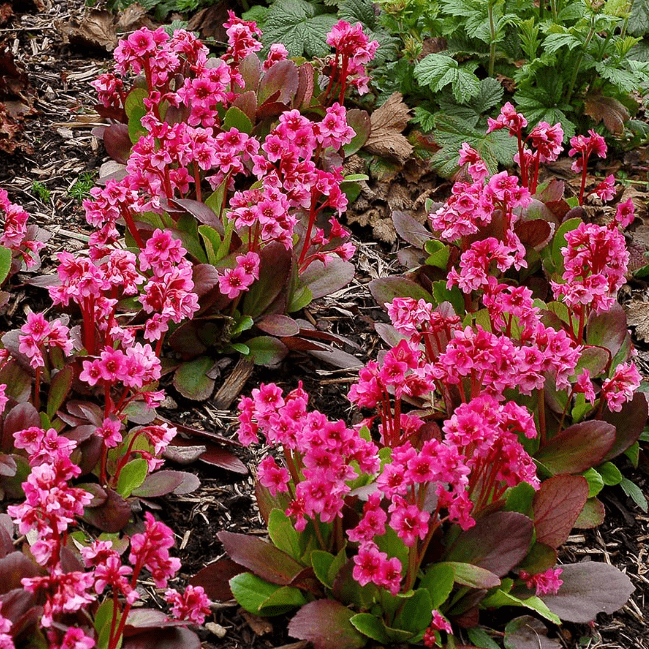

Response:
(414, 53), (458, 90)
(453, 66), (480, 103)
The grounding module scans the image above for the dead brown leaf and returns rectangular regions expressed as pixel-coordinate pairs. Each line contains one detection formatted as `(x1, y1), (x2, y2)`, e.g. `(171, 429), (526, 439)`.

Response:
(626, 302), (649, 342)
(0, 103), (30, 154)
(584, 92), (630, 135)
(116, 3), (154, 34)
(0, 3), (13, 26)
(364, 92), (413, 165)
(57, 10), (118, 53)
(239, 610), (273, 636)
(187, 3), (230, 41)
(0, 44), (30, 100)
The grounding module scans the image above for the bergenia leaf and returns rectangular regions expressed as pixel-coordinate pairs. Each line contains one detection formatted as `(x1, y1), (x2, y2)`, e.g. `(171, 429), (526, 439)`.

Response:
(444, 512), (534, 576)
(122, 628), (201, 649)
(533, 476), (589, 549)
(601, 392), (648, 462)
(256, 314), (300, 337)
(131, 470), (196, 498)
(173, 356), (216, 401)
(573, 497), (606, 529)
(299, 258), (355, 300)
(503, 615), (560, 649)
(541, 562), (634, 623)
(288, 599), (368, 649)
(369, 277), (434, 307)
(0, 552), (40, 594)
(190, 557), (245, 602)
(392, 210), (432, 249)
(246, 336), (289, 366)
(217, 531), (305, 586)
(229, 572), (300, 616)
(81, 487), (132, 533)
(0, 247), (12, 286)
(535, 421), (616, 475)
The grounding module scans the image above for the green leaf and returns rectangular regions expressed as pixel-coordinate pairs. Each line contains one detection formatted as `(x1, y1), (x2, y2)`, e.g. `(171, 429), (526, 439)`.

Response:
(47, 365), (74, 420)
(438, 561), (501, 589)
(467, 627), (501, 649)
(128, 105), (148, 144)
(453, 65), (481, 103)
(95, 597), (121, 649)
(116, 458), (149, 498)
(263, 0), (338, 57)
(0, 247), (12, 285)
(229, 572), (286, 615)
(419, 563), (455, 609)
(311, 550), (336, 588)
(245, 336), (288, 366)
(268, 509), (301, 560)
(542, 32), (582, 55)
(124, 88), (148, 119)
(259, 585), (307, 615)
(395, 588), (432, 634)
(628, 0), (649, 35)
(582, 468), (604, 498)
(414, 53), (458, 92)
(173, 356), (215, 401)
(480, 590), (561, 625)
(350, 613), (391, 644)
(620, 477), (648, 512)
(432, 280), (465, 315)
(598, 461), (622, 486)
(223, 106), (253, 134)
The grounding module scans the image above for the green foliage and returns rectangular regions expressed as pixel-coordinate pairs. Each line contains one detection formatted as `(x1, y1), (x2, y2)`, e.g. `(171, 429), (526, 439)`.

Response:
(96, 0), (219, 20)
(68, 172), (95, 202)
(31, 181), (50, 203)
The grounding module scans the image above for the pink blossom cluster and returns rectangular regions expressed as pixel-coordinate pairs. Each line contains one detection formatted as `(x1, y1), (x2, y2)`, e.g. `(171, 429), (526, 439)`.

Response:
(430, 153), (531, 242)
(0, 188), (45, 268)
(487, 102), (564, 192)
(520, 567), (563, 596)
(550, 221), (629, 314)
(239, 382), (379, 531)
(19, 312), (74, 369)
(423, 610), (452, 648)
(325, 20), (380, 98)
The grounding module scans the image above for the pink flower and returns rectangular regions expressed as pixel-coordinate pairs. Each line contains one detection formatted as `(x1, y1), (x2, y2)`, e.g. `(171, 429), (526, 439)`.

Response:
(601, 362), (641, 412)
(615, 198), (635, 228)
(520, 567), (563, 596)
(165, 585), (212, 624)
(389, 496), (430, 546)
(49, 627), (96, 649)
(258, 456), (291, 496)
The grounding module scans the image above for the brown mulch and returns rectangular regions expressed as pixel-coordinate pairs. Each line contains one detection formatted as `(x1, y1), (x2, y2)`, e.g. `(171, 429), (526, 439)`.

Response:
(1, 1), (649, 648)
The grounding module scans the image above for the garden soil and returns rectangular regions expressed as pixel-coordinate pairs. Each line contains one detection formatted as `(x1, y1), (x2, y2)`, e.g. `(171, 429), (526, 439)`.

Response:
(1, 1), (649, 648)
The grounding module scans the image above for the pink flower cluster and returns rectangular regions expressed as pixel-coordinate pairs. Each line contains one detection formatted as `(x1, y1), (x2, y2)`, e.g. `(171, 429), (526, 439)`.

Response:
(550, 221), (629, 314)
(19, 312), (74, 369)
(0, 188), (45, 269)
(520, 567), (563, 596)
(487, 102), (564, 192)
(239, 382), (379, 531)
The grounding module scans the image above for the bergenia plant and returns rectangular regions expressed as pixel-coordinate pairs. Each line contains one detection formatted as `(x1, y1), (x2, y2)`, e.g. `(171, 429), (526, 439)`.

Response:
(85, 16), (377, 392)
(212, 111), (641, 648)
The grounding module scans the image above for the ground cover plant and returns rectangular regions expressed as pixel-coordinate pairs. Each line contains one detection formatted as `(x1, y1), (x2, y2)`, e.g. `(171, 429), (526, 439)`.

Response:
(0, 7), (647, 649)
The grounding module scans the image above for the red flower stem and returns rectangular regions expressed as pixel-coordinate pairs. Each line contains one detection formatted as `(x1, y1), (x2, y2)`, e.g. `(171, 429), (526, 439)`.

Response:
(578, 155), (589, 205)
(120, 206), (146, 250)
(193, 161), (202, 202)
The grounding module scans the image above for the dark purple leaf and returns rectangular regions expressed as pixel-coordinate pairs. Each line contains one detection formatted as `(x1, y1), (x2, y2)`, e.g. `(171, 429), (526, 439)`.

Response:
(103, 123), (132, 164)
(217, 531), (304, 586)
(515, 218), (553, 249)
(256, 314), (300, 337)
(397, 247), (426, 269)
(0, 358), (31, 405)
(123, 627), (201, 649)
(294, 321), (360, 349)
(288, 600), (367, 649)
(0, 552), (40, 595)
(124, 608), (190, 632)
(575, 346), (610, 378)
(504, 616), (560, 649)
(242, 242), (291, 318)
(192, 264), (222, 298)
(76, 483), (108, 507)
(536, 178), (565, 203)
(63, 424), (96, 444)
(533, 476), (589, 549)
(601, 392), (648, 462)
(190, 557), (245, 601)
(255, 481), (292, 525)
(47, 365), (73, 420)
(300, 258), (355, 300)
(169, 198), (221, 230)
(238, 53), (261, 92)
(170, 437), (248, 475)
(167, 322), (208, 356)
(307, 347), (364, 369)
(3, 402), (40, 447)
(374, 323), (406, 347)
(280, 337), (327, 352)
(573, 497), (606, 529)
(442, 562), (501, 589)
(173, 356), (215, 401)
(158, 416), (241, 447)
(542, 562), (634, 623)
(257, 100), (289, 119)
(232, 90), (257, 122)
(0, 522), (12, 558)
(246, 336), (289, 366)
(0, 455), (16, 478)
(162, 444), (206, 465)
(586, 303), (628, 356)
(444, 512), (534, 576)
(535, 421), (616, 475)
(369, 277), (434, 307)
(258, 59), (299, 105)
(81, 487), (132, 533)
(392, 210), (432, 248)
(343, 109), (371, 156)
(294, 62), (314, 111)
(66, 400), (104, 426)
(131, 470), (187, 498)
